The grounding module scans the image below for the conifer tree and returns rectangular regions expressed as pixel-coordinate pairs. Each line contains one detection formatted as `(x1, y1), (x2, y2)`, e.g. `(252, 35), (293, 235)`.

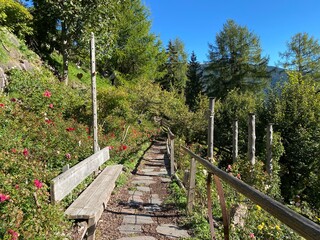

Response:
(103, 0), (166, 82)
(279, 32), (320, 81)
(205, 19), (269, 99)
(185, 51), (203, 111)
(158, 39), (188, 93)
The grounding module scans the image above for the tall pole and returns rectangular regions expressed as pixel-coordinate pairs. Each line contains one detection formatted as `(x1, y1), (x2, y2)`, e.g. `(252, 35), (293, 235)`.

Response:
(90, 32), (99, 153)
(207, 97), (215, 240)
(232, 120), (238, 163)
(248, 113), (256, 166)
(266, 123), (273, 175)
(207, 98), (215, 161)
(206, 98), (230, 239)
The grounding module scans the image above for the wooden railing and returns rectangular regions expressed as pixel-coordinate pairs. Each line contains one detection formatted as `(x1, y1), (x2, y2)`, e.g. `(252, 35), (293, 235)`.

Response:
(165, 128), (320, 239)
(161, 98), (320, 240)
(181, 146), (320, 240)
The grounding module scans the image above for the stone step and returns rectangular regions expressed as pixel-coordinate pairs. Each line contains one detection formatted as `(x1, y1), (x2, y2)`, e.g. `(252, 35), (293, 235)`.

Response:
(156, 224), (190, 238)
(117, 236), (156, 240)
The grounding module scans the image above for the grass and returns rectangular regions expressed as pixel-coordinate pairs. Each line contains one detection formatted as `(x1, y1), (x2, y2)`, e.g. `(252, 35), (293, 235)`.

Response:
(0, 27), (12, 63)
(48, 52), (111, 89)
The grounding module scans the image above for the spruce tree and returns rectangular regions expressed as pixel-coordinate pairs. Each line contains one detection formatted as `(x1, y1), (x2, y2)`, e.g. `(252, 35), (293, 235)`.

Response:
(158, 38), (188, 94)
(185, 51), (203, 111)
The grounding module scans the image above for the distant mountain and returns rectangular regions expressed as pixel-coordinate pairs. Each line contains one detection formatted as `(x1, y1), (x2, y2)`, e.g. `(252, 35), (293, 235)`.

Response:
(199, 64), (288, 90)
(267, 66), (288, 87)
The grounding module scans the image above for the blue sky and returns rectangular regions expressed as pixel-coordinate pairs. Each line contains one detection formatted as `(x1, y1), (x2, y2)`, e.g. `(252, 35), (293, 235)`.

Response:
(143, 0), (320, 66)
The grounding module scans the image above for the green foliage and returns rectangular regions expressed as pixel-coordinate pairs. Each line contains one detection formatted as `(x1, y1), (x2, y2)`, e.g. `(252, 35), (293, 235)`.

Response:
(0, 58), (161, 238)
(279, 32), (320, 80)
(0, 27), (10, 63)
(102, 0), (166, 81)
(30, 0), (59, 55)
(229, 202), (302, 240)
(158, 38), (188, 94)
(214, 89), (261, 158)
(205, 19), (269, 99)
(31, 0), (166, 84)
(0, 0), (33, 38)
(171, 137), (300, 240)
(186, 51), (204, 111)
(0, 27), (40, 65)
(31, 0), (119, 83)
(264, 72), (320, 209)
(166, 181), (187, 209)
(0, 71), (95, 238)
(6, 69), (89, 117)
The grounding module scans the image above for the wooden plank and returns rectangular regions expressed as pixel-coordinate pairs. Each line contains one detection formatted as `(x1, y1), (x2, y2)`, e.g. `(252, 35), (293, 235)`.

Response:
(50, 147), (110, 203)
(65, 164), (122, 220)
(181, 146), (320, 240)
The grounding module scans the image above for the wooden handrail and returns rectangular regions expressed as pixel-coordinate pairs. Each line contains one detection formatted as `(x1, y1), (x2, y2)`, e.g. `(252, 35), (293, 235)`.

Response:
(181, 146), (320, 240)
(167, 128), (175, 139)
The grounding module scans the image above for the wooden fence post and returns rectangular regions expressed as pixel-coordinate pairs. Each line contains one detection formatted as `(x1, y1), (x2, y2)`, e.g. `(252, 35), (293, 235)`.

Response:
(266, 123), (273, 175)
(187, 158), (196, 214)
(90, 32), (99, 153)
(232, 120), (238, 163)
(248, 113), (256, 165)
(207, 97), (215, 239)
(170, 134), (175, 176)
(207, 98), (215, 161)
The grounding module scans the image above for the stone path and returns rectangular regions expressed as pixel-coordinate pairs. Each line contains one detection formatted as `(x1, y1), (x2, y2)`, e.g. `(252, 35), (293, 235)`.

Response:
(97, 140), (191, 239)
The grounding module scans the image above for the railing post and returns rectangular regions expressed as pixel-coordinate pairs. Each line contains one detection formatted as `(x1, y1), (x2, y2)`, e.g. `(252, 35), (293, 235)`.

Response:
(248, 113), (256, 166)
(232, 120), (238, 163)
(266, 123), (273, 175)
(170, 133), (175, 176)
(207, 98), (231, 239)
(207, 97), (216, 239)
(90, 32), (99, 153)
(207, 98), (215, 161)
(187, 158), (196, 214)
(181, 146), (320, 240)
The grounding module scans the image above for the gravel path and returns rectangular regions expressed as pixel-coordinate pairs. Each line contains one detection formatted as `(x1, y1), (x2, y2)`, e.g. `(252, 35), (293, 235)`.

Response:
(95, 140), (191, 240)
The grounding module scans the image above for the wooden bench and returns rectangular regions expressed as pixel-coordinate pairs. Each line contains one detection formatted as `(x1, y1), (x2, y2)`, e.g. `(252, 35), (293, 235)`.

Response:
(50, 147), (123, 240)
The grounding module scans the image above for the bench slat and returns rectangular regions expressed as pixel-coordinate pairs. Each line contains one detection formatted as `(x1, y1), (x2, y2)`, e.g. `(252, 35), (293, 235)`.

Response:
(65, 164), (123, 221)
(50, 148), (110, 203)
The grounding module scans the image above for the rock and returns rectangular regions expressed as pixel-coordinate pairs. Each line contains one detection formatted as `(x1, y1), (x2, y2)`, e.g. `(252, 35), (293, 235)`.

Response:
(230, 204), (247, 227)
(19, 59), (33, 71)
(156, 224), (190, 238)
(0, 67), (7, 91)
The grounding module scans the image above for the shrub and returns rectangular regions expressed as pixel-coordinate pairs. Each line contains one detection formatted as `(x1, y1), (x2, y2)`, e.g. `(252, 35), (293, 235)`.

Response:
(0, 0), (33, 38)
(264, 72), (320, 209)
(0, 66), (161, 238)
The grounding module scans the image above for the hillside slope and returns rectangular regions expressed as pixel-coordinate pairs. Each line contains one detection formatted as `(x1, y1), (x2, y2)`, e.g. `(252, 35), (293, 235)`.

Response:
(0, 27), (157, 239)
(0, 27), (41, 90)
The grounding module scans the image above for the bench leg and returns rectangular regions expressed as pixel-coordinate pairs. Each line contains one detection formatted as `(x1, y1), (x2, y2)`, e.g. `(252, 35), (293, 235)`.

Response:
(86, 218), (96, 240)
